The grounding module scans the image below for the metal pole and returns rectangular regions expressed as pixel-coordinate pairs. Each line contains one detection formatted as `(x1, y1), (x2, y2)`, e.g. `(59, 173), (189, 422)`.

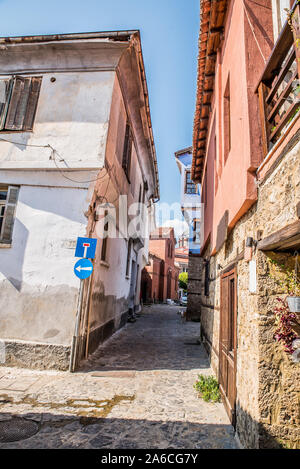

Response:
(85, 260), (95, 358)
(69, 278), (84, 372)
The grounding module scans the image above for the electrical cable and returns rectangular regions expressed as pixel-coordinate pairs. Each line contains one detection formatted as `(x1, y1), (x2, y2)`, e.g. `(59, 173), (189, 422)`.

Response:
(0, 136), (114, 185)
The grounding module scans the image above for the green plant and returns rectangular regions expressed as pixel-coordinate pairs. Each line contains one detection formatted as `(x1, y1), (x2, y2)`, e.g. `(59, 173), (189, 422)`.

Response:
(268, 258), (300, 296)
(193, 375), (221, 403)
(179, 272), (188, 291)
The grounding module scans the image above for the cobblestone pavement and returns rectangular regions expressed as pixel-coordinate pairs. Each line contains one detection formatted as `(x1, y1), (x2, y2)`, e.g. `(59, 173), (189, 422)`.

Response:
(0, 305), (237, 449)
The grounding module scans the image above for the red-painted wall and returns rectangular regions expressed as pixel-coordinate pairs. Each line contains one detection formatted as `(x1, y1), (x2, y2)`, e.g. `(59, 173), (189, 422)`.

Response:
(141, 228), (179, 301)
(201, 0), (274, 254)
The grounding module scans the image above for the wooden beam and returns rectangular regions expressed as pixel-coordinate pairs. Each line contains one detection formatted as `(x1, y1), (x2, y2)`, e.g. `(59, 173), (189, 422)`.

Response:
(257, 220), (300, 251)
(255, 19), (293, 89)
(258, 82), (270, 156)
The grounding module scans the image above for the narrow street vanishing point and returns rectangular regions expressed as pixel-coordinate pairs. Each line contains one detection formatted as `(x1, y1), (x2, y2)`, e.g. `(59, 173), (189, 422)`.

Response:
(0, 305), (236, 449)
(0, 0), (299, 452)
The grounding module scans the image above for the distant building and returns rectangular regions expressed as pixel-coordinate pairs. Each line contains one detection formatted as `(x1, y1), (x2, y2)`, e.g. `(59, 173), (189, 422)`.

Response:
(175, 245), (189, 273)
(175, 147), (202, 319)
(141, 227), (179, 302)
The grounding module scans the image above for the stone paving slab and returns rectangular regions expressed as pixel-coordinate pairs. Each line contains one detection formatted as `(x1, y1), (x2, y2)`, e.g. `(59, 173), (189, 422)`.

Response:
(0, 305), (237, 449)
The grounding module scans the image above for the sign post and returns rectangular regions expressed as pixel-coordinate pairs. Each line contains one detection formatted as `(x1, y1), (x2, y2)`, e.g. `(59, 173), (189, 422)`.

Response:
(70, 237), (98, 372)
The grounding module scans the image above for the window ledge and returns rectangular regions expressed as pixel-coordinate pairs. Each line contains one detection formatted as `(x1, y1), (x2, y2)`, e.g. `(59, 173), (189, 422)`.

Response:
(99, 260), (110, 269)
(0, 243), (11, 248)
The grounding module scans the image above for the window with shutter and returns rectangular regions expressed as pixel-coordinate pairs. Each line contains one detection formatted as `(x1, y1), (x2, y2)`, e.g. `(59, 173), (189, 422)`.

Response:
(0, 187), (8, 235)
(0, 76), (41, 132)
(126, 239), (132, 277)
(23, 77), (42, 131)
(100, 210), (109, 262)
(122, 121), (132, 181)
(0, 186), (19, 244)
(0, 80), (13, 130)
(185, 171), (197, 194)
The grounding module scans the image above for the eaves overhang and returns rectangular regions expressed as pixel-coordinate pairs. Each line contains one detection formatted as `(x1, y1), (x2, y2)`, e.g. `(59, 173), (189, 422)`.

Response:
(0, 30), (160, 200)
(192, 0), (228, 183)
(0, 30), (139, 44)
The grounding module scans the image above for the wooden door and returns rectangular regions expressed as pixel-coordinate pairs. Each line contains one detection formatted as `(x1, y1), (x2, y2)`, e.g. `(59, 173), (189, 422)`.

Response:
(219, 268), (237, 426)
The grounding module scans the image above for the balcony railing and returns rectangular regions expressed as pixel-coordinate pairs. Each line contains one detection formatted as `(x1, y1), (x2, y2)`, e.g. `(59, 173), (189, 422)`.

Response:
(257, 2), (300, 155)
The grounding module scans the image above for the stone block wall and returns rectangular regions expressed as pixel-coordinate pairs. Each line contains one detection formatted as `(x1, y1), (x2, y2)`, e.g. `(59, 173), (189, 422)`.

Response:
(187, 254), (203, 320)
(197, 136), (300, 448)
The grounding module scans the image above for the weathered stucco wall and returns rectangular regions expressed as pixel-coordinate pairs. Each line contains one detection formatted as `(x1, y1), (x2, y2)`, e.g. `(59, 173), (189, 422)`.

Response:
(199, 136), (300, 448)
(0, 51), (117, 370)
(0, 70), (114, 171)
(80, 73), (153, 356)
(0, 183), (90, 368)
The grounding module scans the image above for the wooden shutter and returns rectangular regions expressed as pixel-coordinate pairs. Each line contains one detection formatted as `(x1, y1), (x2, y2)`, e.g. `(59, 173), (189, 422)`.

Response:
(0, 186), (19, 243)
(5, 76), (41, 131)
(5, 77), (31, 130)
(0, 79), (13, 130)
(23, 77), (42, 131)
(122, 122), (132, 180)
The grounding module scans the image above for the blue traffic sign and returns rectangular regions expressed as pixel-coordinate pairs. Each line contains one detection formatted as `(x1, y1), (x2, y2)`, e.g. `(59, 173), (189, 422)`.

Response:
(75, 237), (97, 259)
(74, 258), (93, 279)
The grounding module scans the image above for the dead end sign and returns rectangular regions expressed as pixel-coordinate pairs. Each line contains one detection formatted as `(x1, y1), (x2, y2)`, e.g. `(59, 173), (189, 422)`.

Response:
(75, 237), (97, 259)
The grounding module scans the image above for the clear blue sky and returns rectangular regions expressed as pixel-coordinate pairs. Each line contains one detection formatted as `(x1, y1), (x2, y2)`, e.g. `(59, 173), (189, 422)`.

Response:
(0, 0), (199, 207)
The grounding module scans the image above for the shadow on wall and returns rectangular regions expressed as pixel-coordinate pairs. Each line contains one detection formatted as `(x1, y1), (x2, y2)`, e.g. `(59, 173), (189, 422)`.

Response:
(235, 401), (300, 449)
(0, 219), (28, 291)
(20, 185), (88, 225)
(200, 245), (218, 368)
(0, 183), (87, 290)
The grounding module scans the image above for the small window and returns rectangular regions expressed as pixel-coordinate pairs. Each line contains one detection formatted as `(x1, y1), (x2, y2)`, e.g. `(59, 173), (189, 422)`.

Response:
(126, 239), (132, 277)
(193, 220), (201, 243)
(0, 185), (19, 244)
(122, 120), (133, 181)
(0, 76), (42, 131)
(185, 171), (197, 194)
(223, 75), (231, 163)
(100, 210), (109, 261)
(137, 184), (142, 216)
(142, 180), (148, 204)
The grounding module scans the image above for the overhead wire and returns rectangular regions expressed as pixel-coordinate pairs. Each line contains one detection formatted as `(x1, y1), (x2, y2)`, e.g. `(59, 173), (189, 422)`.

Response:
(0, 137), (113, 184)
(0, 136), (119, 203)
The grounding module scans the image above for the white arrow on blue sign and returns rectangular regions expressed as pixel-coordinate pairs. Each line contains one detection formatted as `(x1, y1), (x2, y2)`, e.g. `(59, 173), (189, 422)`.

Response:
(74, 258), (93, 279)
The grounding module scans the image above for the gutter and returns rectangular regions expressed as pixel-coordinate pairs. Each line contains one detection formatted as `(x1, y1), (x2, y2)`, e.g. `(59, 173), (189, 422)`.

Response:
(133, 33), (160, 201)
(0, 30), (139, 44)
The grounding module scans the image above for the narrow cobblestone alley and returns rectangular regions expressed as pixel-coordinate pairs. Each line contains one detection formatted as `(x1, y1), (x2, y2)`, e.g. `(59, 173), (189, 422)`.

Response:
(0, 305), (237, 449)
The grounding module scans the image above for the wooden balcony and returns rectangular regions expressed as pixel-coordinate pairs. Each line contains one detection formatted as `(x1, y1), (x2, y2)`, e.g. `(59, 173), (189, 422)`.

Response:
(257, 2), (300, 156)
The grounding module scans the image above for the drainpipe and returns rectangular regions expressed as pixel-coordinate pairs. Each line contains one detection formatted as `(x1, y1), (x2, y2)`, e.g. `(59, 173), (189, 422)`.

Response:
(69, 278), (84, 372)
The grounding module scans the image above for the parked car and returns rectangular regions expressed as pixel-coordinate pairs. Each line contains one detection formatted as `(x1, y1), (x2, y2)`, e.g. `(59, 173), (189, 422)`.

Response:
(180, 295), (187, 306)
